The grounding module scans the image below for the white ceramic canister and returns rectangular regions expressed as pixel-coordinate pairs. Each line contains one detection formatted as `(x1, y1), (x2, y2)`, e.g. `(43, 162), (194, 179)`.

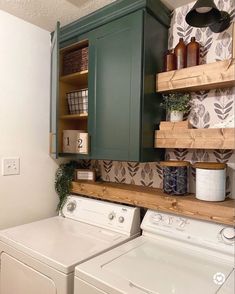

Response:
(193, 162), (227, 202)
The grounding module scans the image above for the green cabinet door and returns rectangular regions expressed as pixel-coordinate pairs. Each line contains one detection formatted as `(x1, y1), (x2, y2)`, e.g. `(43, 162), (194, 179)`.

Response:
(50, 22), (60, 159)
(88, 11), (143, 161)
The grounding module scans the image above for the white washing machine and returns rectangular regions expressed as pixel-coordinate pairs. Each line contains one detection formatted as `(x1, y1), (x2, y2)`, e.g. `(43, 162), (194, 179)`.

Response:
(75, 210), (235, 294)
(0, 195), (140, 294)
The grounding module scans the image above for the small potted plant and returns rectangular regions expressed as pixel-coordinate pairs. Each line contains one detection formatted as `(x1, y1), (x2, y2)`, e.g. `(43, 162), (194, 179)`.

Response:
(161, 93), (191, 122)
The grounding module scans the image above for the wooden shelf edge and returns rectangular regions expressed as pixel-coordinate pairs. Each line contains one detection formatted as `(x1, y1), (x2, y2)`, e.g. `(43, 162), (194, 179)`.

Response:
(60, 114), (88, 120)
(154, 128), (235, 150)
(58, 153), (89, 158)
(71, 181), (235, 226)
(156, 58), (235, 93)
(60, 70), (88, 81)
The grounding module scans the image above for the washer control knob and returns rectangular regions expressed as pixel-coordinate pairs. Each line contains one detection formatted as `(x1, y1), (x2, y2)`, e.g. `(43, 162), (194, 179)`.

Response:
(153, 214), (162, 222)
(67, 201), (76, 212)
(221, 228), (235, 243)
(108, 212), (115, 220)
(119, 216), (125, 223)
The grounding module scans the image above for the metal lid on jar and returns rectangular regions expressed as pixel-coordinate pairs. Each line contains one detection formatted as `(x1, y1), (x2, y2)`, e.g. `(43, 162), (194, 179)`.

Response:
(160, 161), (190, 167)
(193, 162), (227, 170)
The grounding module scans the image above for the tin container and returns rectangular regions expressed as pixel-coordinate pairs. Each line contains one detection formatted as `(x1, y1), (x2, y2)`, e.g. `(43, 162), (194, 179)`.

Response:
(63, 130), (88, 154)
(161, 161), (190, 195)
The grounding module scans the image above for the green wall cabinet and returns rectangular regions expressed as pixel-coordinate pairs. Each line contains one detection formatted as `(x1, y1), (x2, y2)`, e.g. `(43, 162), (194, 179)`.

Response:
(88, 11), (143, 161)
(50, 0), (170, 161)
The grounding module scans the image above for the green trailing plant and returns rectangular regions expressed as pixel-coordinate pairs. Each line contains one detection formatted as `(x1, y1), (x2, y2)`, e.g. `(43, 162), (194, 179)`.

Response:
(55, 161), (79, 211)
(161, 93), (191, 113)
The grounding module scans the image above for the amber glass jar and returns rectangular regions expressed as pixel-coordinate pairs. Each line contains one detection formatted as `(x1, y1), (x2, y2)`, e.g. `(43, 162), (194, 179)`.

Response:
(164, 50), (176, 72)
(187, 37), (200, 67)
(174, 38), (186, 69)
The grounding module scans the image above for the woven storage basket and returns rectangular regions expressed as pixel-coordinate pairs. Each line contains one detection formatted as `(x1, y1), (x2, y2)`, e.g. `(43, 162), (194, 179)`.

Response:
(63, 47), (88, 75)
(67, 89), (88, 115)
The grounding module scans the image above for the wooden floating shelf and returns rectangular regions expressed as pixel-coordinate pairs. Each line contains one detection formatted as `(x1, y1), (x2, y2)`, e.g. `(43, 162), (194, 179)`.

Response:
(60, 114), (88, 120)
(156, 58), (235, 93)
(58, 153), (89, 159)
(155, 128), (235, 149)
(71, 181), (235, 225)
(60, 70), (88, 86)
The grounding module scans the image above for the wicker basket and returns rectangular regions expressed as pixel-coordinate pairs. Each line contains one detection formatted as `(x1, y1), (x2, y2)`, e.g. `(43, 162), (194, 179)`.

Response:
(63, 47), (88, 75)
(67, 89), (88, 115)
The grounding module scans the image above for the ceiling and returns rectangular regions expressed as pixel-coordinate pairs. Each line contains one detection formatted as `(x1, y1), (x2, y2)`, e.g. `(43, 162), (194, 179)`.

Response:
(0, 0), (194, 32)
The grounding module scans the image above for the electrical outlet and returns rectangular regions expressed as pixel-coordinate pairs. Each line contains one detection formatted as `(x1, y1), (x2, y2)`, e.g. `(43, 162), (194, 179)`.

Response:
(2, 157), (20, 176)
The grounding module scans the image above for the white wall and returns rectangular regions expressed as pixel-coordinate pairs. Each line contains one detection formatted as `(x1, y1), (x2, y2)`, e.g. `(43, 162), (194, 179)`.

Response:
(0, 10), (58, 229)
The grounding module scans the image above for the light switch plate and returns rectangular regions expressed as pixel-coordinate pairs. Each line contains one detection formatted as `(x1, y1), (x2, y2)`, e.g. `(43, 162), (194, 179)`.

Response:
(2, 157), (20, 176)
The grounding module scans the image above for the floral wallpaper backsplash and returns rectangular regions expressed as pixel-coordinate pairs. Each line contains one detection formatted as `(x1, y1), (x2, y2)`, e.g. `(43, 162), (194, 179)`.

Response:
(79, 0), (235, 198)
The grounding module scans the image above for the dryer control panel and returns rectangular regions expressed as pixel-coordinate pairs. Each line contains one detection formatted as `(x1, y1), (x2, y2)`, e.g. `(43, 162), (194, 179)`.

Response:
(61, 195), (140, 236)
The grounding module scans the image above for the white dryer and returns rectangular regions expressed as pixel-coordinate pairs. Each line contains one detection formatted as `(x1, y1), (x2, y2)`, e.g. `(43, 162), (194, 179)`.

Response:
(75, 210), (235, 294)
(0, 195), (140, 294)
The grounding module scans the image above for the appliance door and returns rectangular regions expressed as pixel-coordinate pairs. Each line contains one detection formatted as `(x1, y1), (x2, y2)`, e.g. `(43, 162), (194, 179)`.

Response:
(0, 253), (56, 294)
(76, 238), (234, 294)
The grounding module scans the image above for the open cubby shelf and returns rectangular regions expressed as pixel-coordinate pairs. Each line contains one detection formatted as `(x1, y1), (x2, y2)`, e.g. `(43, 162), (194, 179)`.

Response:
(58, 40), (89, 155)
(60, 70), (88, 86)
